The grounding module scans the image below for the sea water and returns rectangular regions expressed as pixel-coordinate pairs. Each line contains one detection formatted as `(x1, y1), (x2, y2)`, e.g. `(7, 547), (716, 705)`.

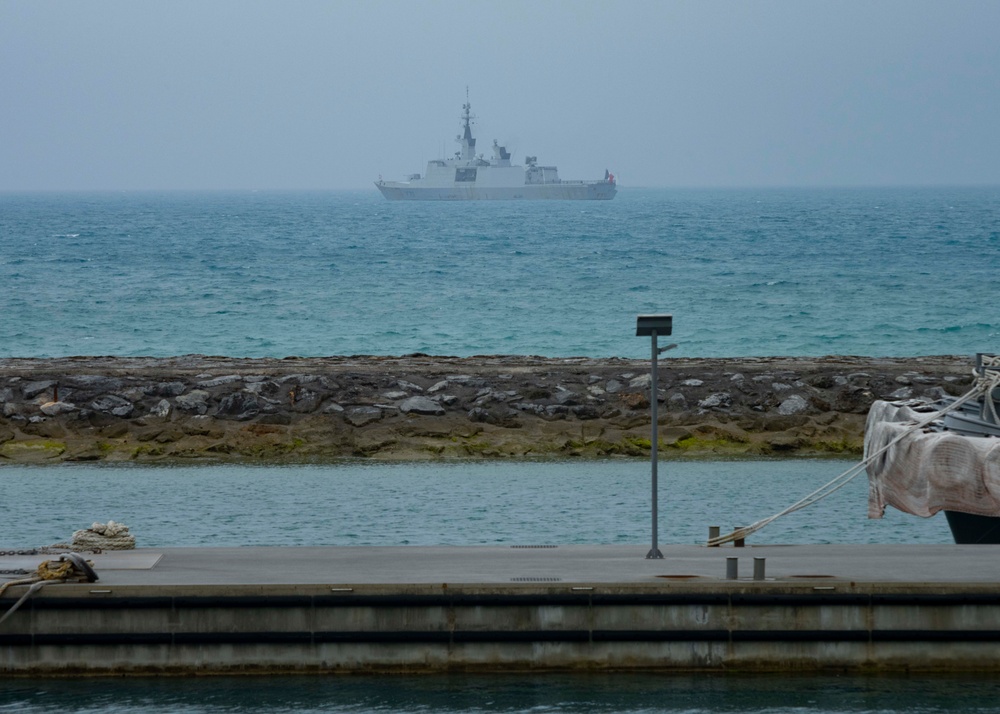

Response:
(1, 187), (998, 360)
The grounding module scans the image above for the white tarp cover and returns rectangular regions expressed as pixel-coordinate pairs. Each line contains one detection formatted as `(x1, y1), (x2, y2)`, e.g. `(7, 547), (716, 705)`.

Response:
(865, 399), (1000, 519)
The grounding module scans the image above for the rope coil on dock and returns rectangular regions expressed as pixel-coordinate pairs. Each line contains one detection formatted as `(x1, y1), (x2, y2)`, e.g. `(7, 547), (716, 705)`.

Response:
(0, 553), (99, 626)
(46, 520), (136, 552)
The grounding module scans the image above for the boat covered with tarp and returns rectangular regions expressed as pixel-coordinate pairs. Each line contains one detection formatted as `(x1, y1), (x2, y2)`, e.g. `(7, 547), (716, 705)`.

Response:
(865, 353), (1000, 543)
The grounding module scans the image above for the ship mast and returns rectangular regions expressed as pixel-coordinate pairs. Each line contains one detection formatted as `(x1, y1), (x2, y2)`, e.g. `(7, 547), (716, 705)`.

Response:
(458, 87), (476, 161)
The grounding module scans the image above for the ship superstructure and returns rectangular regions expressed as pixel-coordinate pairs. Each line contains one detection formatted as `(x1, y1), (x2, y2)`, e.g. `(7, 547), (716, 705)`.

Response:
(376, 96), (616, 200)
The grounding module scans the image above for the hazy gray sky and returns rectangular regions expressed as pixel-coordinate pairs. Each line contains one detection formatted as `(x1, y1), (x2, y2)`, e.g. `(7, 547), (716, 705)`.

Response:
(3, 0), (999, 190)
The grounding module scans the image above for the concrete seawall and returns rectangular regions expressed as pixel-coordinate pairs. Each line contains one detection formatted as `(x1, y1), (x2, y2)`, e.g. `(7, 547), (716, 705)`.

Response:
(5, 545), (1000, 674)
(0, 354), (972, 462)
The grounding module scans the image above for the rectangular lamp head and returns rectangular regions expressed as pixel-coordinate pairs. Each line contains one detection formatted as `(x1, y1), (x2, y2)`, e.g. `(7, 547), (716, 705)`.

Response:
(636, 314), (673, 337)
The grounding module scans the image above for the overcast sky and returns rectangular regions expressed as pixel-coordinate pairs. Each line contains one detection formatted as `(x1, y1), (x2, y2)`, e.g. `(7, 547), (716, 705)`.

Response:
(3, 0), (999, 191)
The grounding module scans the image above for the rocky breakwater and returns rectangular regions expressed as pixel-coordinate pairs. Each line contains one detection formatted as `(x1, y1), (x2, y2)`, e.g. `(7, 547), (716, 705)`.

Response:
(0, 354), (972, 464)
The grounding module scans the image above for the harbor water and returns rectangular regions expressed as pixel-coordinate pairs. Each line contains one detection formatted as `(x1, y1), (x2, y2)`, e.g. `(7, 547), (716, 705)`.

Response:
(0, 460), (952, 549)
(4, 672), (1000, 713)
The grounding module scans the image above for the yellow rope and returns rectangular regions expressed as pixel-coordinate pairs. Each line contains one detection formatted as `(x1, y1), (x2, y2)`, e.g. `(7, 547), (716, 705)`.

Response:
(1, 555), (98, 625)
(36, 559), (75, 580)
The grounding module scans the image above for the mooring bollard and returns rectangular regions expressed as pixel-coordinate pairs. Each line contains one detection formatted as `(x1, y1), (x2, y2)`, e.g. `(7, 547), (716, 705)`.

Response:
(753, 557), (766, 581)
(726, 557), (738, 580)
(708, 526), (720, 545)
(734, 527), (746, 548)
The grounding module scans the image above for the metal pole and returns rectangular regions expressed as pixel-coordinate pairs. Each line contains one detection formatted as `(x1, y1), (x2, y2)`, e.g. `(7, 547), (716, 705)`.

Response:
(647, 329), (663, 559)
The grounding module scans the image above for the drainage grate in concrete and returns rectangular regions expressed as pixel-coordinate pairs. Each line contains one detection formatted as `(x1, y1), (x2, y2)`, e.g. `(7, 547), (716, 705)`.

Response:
(510, 545), (558, 549)
(789, 574), (835, 578)
(656, 575), (701, 579)
(510, 577), (562, 582)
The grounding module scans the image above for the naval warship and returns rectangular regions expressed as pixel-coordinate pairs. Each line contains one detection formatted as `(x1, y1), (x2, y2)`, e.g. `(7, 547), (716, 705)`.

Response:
(375, 97), (616, 200)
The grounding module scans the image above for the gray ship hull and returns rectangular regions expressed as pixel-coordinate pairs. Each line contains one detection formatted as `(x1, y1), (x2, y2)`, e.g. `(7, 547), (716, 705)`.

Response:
(375, 181), (616, 201)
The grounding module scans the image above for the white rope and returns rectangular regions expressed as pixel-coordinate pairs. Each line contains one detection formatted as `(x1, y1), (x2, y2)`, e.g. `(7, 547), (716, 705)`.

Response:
(707, 364), (1000, 547)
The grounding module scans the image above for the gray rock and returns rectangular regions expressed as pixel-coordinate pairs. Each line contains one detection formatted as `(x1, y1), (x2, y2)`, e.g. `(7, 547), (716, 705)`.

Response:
(682, 379), (704, 387)
(888, 387), (914, 400)
(175, 390), (211, 414)
(555, 390), (582, 406)
(29, 415), (46, 423)
(468, 407), (496, 423)
(395, 380), (423, 392)
(778, 394), (809, 415)
(629, 374), (652, 389)
(289, 388), (323, 413)
(0, 387), (12, 403)
(345, 406), (383, 427)
(382, 390), (408, 400)
(40, 401), (76, 416)
(730, 373), (745, 382)
(197, 375), (243, 388)
(605, 380), (623, 394)
(154, 382), (187, 397)
(400, 396), (445, 416)
(894, 372), (936, 386)
(698, 392), (732, 410)
(67, 375), (124, 391)
(90, 395), (134, 418)
(322, 402), (345, 414)
(150, 399), (171, 418)
(277, 374), (318, 384)
(120, 387), (147, 402)
(245, 380), (278, 395)
(22, 380), (56, 399)
(475, 390), (509, 405)
(772, 382), (793, 392)
(216, 392), (261, 421)
(427, 380), (449, 393)
(668, 392), (688, 409)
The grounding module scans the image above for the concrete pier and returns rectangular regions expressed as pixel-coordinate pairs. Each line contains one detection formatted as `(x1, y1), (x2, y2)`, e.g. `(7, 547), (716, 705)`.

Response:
(4, 543), (1000, 675)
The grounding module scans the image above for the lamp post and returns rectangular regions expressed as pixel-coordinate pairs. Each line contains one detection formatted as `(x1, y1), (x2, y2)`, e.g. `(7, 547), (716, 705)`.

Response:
(636, 314), (674, 559)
